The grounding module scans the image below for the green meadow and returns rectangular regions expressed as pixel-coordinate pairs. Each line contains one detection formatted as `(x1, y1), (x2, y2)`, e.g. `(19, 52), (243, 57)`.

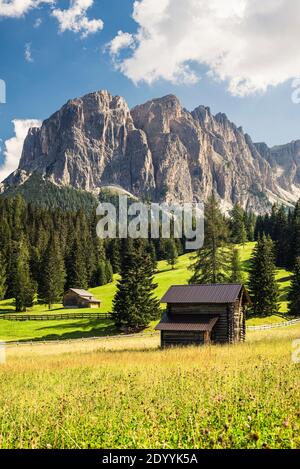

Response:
(0, 323), (299, 449)
(0, 242), (294, 342)
(0, 242), (299, 449)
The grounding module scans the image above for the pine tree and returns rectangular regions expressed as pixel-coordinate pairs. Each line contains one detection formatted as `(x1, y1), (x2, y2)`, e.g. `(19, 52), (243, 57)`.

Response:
(74, 209), (97, 287)
(165, 239), (178, 269)
(41, 236), (66, 309)
(288, 257), (300, 317)
(109, 239), (121, 273)
(190, 194), (230, 284)
(0, 251), (7, 300)
(230, 204), (248, 245)
(66, 238), (88, 289)
(98, 261), (107, 286)
(248, 235), (279, 317)
(291, 200), (300, 267)
(146, 241), (158, 271)
(244, 211), (256, 241)
(11, 237), (36, 312)
(112, 240), (160, 331)
(105, 260), (113, 284)
(273, 206), (289, 267)
(175, 238), (184, 256)
(229, 248), (245, 284)
(157, 238), (167, 260)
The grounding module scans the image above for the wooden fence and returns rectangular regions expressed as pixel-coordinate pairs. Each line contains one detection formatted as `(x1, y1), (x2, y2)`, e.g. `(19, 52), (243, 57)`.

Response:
(1, 311), (299, 329)
(5, 332), (159, 347)
(0, 312), (111, 321)
(247, 317), (300, 331)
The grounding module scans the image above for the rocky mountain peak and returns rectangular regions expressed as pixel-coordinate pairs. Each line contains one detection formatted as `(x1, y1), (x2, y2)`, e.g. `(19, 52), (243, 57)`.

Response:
(2, 90), (300, 213)
(131, 94), (184, 136)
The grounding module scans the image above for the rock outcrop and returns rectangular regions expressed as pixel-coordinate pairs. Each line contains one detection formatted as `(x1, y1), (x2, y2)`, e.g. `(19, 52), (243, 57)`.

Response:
(2, 90), (300, 213)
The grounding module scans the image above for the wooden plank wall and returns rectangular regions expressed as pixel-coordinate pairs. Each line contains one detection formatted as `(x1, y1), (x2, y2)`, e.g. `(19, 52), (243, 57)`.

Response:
(161, 331), (205, 348)
(168, 303), (229, 344)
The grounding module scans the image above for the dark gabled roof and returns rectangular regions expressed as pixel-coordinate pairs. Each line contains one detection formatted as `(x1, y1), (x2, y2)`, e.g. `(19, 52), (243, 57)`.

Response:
(155, 315), (219, 332)
(161, 284), (251, 304)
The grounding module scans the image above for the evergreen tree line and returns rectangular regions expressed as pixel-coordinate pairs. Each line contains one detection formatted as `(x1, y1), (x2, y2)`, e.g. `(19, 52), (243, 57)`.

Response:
(189, 195), (247, 286)
(2, 193), (300, 322)
(255, 202), (300, 269)
(189, 195), (300, 318)
(0, 196), (115, 310)
(253, 201), (300, 317)
(0, 196), (185, 311)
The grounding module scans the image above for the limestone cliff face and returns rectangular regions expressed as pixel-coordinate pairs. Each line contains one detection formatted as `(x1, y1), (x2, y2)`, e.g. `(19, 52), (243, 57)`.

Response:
(255, 141), (300, 199)
(3, 90), (300, 213)
(130, 95), (289, 211)
(9, 91), (156, 198)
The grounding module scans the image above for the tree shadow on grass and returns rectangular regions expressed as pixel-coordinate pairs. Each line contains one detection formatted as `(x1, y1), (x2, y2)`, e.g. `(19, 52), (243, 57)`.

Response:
(15, 320), (118, 343)
(0, 299), (16, 314)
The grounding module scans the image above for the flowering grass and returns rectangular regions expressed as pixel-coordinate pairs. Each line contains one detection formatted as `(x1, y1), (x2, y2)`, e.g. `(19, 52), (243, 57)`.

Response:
(0, 324), (299, 449)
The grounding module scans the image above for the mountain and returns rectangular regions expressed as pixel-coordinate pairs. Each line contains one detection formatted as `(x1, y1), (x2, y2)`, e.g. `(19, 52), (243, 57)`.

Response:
(1, 90), (300, 213)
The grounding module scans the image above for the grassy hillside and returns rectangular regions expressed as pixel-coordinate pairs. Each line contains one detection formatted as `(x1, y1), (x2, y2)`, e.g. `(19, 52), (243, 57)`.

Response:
(0, 323), (299, 449)
(0, 242), (293, 341)
(91, 242), (292, 316)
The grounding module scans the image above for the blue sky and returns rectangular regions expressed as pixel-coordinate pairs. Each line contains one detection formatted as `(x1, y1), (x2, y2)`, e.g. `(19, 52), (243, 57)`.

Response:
(1, 0), (300, 175)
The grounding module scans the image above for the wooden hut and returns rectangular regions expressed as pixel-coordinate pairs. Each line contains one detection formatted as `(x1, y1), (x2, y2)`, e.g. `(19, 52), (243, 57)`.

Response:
(155, 284), (251, 348)
(63, 289), (101, 309)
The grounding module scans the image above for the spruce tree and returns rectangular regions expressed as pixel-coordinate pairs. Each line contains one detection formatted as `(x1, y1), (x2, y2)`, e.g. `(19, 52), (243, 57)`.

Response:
(244, 211), (256, 242)
(146, 241), (158, 271)
(66, 238), (88, 289)
(98, 261), (107, 286)
(288, 257), (300, 317)
(157, 238), (167, 260)
(165, 239), (178, 269)
(11, 237), (36, 312)
(229, 248), (245, 284)
(231, 204), (247, 245)
(109, 239), (121, 273)
(248, 235), (279, 316)
(105, 260), (113, 284)
(41, 236), (66, 309)
(112, 240), (160, 331)
(273, 206), (289, 267)
(291, 200), (300, 267)
(189, 194), (230, 284)
(175, 238), (184, 256)
(0, 251), (7, 300)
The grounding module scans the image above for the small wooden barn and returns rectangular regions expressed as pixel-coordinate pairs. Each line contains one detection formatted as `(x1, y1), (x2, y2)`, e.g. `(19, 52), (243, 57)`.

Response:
(63, 289), (101, 309)
(156, 284), (251, 348)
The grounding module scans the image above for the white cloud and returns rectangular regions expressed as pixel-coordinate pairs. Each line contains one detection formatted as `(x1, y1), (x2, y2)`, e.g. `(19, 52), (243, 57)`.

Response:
(0, 119), (42, 182)
(110, 0), (300, 96)
(0, 1), (103, 38)
(34, 17), (42, 27)
(52, 0), (103, 38)
(108, 30), (135, 57)
(0, 0), (53, 18)
(24, 42), (33, 62)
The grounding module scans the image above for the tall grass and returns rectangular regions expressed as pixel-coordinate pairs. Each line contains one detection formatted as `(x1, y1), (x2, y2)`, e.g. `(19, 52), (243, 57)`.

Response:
(0, 325), (299, 449)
